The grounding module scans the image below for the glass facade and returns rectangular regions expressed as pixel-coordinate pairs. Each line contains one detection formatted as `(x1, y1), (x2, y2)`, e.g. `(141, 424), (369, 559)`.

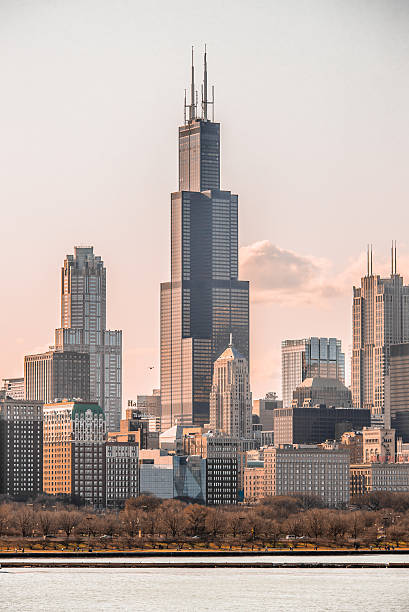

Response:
(281, 338), (345, 409)
(160, 75), (249, 430)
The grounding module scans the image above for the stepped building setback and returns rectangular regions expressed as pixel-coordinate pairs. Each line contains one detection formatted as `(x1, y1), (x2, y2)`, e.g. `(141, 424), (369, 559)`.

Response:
(160, 49), (249, 430)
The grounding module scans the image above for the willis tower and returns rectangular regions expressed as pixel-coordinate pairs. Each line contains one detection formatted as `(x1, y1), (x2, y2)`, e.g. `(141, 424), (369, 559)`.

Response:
(160, 49), (249, 429)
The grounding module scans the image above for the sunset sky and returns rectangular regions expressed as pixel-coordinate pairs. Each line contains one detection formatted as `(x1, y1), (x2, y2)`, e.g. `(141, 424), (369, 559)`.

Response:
(1, 0), (409, 405)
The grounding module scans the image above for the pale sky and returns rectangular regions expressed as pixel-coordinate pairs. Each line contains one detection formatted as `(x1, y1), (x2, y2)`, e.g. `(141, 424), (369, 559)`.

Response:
(1, 0), (409, 405)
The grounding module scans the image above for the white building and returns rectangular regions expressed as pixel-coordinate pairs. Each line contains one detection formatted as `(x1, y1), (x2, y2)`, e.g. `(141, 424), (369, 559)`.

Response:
(209, 337), (252, 439)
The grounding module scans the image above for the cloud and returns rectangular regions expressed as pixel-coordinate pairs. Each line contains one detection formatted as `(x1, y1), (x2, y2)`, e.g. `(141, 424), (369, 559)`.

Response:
(239, 240), (360, 306)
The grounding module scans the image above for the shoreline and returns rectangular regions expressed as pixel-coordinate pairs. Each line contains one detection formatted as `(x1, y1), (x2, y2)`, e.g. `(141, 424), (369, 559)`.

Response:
(0, 548), (408, 558)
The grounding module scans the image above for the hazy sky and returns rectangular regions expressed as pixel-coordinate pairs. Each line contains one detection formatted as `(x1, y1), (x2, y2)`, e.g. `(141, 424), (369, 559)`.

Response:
(1, 0), (409, 404)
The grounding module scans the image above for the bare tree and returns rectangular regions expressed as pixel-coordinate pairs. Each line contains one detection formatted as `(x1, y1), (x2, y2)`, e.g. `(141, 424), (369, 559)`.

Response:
(15, 508), (34, 538)
(56, 510), (82, 543)
(184, 505), (207, 537)
(159, 501), (186, 539)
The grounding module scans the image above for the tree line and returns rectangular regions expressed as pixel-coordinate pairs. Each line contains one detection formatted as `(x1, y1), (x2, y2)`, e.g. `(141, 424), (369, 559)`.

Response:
(1, 491), (409, 550)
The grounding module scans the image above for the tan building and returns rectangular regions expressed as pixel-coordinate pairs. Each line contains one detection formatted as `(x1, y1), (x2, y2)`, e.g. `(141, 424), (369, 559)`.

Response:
(350, 462), (409, 496)
(253, 393), (282, 431)
(107, 408), (159, 449)
(244, 462), (265, 502)
(340, 431), (363, 464)
(43, 400), (106, 506)
(264, 446), (350, 507)
(209, 339), (252, 439)
(362, 427), (395, 463)
(352, 247), (409, 425)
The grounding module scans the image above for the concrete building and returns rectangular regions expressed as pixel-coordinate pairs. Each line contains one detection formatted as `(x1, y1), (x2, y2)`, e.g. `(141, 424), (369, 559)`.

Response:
(264, 446), (350, 507)
(282, 338), (345, 409)
(362, 427), (395, 463)
(0, 399), (43, 497)
(384, 343), (409, 440)
(160, 51), (249, 430)
(24, 350), (90, 405)
(54, 246), (122, 432)
(105, 441), (139, 508)
(339, 431), (364, 464)
(43, 400), (106, 506)
(1, 378), (25, 400)
(352, 246), (409, 425)
(253, 392), (282, 431)
(137, 389), (161, 417)
(107, 408), (159, 450)
(292, 377), (352, 409)
(350, 462), (409, 495)
(209, 338), (252, 439)
(273, 405), (371, 446)
(243, 461), (265, 503)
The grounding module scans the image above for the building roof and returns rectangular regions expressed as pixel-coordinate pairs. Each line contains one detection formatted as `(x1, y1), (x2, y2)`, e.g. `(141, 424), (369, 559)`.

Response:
(159, 425), (184, 441)
(297, 377), (348, 391)
(216, 341), (245, 362)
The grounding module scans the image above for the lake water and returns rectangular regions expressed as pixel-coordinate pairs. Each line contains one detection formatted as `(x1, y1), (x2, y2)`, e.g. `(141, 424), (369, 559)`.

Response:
(1, 559), (409, 611)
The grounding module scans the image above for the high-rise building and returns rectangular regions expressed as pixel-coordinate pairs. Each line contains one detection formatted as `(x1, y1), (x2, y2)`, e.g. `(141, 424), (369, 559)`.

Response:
(253, 393), (282, 432)
(137, 389), (161, 417)
(384, 343), (409, 439)
(0, 399), (43, 497)
(282, 338), (345, 409)
(292, 377), (352, 408)
(105, 441), (140, 508)
(43, 400), (106, 506)
(54, 246), (122, 431)
(24, 350), (90, 404)
(209, 338), (252, 438)
(273, 405), (371, 446)
(160, 50), (249, 430)
(351, 245), (409, 424)
(1, 378), (25, 400)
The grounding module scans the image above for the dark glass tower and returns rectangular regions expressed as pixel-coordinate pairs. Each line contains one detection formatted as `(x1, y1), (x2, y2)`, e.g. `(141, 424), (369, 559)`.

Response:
(160, 50), (249, 429)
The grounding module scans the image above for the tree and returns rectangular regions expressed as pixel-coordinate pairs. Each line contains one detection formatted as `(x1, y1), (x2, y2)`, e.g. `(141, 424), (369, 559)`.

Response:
(37, 511), (56, 538)
(56, 510), (82, 542)
(184, 505), (207, 537)
(15, 508), (34, 538)
(205, 509), (226, 540)
(159, 501), (186, 538)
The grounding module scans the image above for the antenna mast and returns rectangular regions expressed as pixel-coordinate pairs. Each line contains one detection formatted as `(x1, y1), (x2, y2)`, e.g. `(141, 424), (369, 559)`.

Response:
(201, 45), (215, 121)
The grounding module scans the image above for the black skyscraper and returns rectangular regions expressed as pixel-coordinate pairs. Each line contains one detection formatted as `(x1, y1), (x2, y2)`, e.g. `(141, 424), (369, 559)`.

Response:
(160, 49), (249, 429)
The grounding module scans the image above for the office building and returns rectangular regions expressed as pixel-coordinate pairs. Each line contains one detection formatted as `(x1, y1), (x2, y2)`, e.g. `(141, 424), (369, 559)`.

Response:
(282, 338), (345, 409)
(292, 377), (352, 408)
(339, 431), (363, 464)
(209, 337), (252, 438)
(0, 399), (43, 497)
(243, 461), (265, 503)
(385, 343), (409, 439)
(139, 449), (206, 502)
(352, 245), (409, 424)
(43, 400), (106, 506)
(105, 441), (139, 508)
(273, 405), (370, 446)
(54, 246), (122, 431)
(160, 50), (249, 430)
(137, 389), (161, 417)
(253, 392), (282, 431)
(264, 446), (350, 507)
(107, 408), (159, 450)
(24, 350), (89, 404)
(1, 378), (25, 400)
(362, 427), (395, 463)
(350, 462), (409, 495)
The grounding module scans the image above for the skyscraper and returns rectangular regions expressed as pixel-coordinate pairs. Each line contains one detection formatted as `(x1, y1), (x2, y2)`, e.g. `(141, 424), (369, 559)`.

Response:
(160, 50), (249, 429)
(281, 338), (345, 409)
(352, 244), (409, 424)
(54, 247), (122, 431)
(209, 337), (252, 439)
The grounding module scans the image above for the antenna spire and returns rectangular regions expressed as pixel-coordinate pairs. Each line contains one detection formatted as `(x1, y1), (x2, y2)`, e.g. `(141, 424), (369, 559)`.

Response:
(229, 332), (233, 347)
(203, 44), (208, 120)
(190, 46), (196, 121)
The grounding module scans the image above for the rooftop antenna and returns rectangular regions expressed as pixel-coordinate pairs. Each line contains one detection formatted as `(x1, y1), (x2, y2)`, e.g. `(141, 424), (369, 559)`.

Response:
(367, 244), (369, 276)
(391, 241), (394, 275)
(190, 46), (196, 121)
(183, 89), (187, 124)
(370, 244), (373, 275)
(229, 332), (233, 346)
(201, 45), (215, 121)
(395, 240), (398, 274)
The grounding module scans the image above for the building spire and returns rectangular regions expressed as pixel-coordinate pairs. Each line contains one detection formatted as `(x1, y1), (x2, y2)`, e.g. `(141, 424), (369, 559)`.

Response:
(203, 44), (208, 120)
(229, 332), (233, 347)
(190, 46), (196, 121)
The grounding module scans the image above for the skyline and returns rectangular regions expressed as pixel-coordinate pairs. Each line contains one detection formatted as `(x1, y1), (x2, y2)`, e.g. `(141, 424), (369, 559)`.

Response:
(2, 1), (409, 402)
